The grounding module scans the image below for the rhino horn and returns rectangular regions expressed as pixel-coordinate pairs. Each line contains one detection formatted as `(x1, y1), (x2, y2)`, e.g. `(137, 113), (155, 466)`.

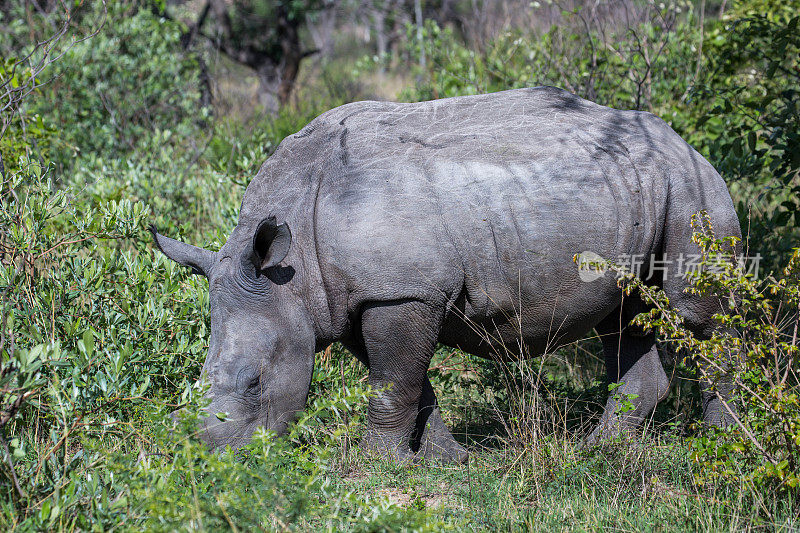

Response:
(149, 224), (216, 277)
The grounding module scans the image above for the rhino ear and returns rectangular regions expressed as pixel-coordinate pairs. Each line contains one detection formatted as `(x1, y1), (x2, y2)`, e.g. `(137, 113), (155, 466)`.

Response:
(253, 216), (292, 270)
(149, 225), (216, 277)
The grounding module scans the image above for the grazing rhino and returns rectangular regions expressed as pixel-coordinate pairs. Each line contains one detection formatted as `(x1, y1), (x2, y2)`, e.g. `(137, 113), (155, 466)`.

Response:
(152, 87), (739, 463)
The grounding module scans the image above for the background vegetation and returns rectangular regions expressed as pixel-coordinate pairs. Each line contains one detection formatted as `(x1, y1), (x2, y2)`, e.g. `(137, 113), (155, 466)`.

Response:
(0, 0), (798, 530)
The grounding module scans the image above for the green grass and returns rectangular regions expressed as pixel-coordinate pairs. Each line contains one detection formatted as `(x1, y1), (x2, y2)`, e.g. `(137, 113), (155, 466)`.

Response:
(290, 344), (800, 531)
(316, 427), (797, 531)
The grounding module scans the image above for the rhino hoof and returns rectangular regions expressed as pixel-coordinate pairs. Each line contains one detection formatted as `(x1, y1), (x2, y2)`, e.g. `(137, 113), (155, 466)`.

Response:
(417, 437), (469, 464)
(359, 429), (416, 464)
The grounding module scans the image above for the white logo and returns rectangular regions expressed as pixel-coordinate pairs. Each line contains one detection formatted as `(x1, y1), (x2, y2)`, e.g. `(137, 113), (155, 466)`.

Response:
(577, 251), (607, 282)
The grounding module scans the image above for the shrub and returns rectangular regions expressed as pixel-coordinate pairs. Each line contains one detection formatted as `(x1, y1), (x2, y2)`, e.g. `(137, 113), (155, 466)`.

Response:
(400, 4), (703, 118)
(690, 2), (800, 268)
(36, 2), (206, 173)
(604, 212), (800, 499)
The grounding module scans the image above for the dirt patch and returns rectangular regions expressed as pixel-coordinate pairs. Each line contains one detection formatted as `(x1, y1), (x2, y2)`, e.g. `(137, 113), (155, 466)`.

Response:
(379, 488), (413, 507)
(377, 488), (450, 509)
(341, 471), (368, 483)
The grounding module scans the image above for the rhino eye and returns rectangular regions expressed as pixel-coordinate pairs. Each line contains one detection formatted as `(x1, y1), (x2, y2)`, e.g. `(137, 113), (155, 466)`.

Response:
(237, 369), (261, 393)
(242, 375), (261, 399)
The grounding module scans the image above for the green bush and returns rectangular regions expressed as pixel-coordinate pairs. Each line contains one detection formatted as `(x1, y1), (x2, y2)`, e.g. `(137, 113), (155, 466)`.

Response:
(0, 159), (147, 526)
(400, 5), (702, 118)
(36, 2), (206, 173)
(689, 1), (800, 267)
(605, 212), (800, 498)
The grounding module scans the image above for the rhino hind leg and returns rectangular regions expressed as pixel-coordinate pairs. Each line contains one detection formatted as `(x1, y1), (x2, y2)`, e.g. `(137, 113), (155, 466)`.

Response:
(358, 299), (447, 462)
(412, 378), (468, 463)
(659, 189), (742, 427)
(663, 291), (738, 428)
(586, 309), (669, 445)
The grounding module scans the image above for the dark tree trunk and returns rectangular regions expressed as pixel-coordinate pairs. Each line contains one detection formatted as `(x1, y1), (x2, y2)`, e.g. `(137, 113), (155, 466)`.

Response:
(185, 0), (317, 110)
(181, 2), (214, 111)
(275, 5), (303, 107)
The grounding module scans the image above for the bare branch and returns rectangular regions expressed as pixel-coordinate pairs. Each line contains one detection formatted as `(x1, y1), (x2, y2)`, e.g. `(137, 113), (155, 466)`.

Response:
(0, 1), (107, 141)
(0, 431), (24, 499)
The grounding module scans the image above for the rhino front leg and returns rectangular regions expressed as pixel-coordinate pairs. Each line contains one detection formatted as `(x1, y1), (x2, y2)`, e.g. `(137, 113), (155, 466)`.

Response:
(412, 378), (468, 463)
(359, 300), (442, 462)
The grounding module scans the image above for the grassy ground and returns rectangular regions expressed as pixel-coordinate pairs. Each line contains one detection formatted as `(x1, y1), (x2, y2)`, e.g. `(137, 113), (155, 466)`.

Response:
(300, 343), (799, 531)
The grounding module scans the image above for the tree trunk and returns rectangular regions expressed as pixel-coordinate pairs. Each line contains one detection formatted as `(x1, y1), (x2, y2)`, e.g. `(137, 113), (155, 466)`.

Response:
(191, 0), (316, 110)
(275, 5), (303, 107)
(414, 0), (425, 69)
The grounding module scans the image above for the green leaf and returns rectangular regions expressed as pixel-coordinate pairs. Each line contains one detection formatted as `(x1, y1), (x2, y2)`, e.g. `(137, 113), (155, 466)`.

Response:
(83, 330), (95, 358)
(767, 61), (779, 79)
(748, 131), (757, 151)
(775, 211), (792, 227)
(732, 139), (743, 158)
(27, 344), (45, 365)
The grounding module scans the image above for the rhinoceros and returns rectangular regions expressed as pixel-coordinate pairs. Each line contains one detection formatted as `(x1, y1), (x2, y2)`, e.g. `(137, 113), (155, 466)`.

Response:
(152, 87), (739, 462)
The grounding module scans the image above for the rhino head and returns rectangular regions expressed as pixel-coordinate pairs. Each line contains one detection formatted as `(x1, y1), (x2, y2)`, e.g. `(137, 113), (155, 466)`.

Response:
(151, 217), (316, 450)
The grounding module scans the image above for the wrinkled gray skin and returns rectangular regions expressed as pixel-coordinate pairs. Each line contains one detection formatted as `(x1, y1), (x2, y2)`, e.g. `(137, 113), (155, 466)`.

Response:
(152, 87), (740, 463)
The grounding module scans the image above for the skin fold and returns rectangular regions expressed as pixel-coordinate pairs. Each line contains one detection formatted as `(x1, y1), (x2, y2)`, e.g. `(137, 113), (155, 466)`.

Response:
(152, 87), (740, 462)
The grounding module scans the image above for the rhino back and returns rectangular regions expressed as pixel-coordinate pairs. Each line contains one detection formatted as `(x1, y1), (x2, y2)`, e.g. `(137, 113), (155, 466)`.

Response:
(238, 87), (720, 350)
